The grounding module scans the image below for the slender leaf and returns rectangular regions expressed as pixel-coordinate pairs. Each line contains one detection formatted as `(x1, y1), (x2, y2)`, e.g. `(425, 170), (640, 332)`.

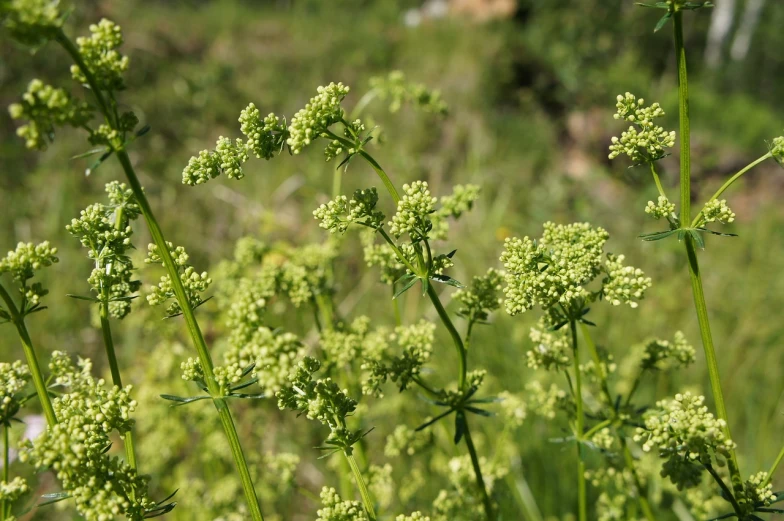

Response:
(453, 410), (466, 444)
(393, 275), (418, 299)
(639, 229), (678, 241)
(654, 11), (672, 32)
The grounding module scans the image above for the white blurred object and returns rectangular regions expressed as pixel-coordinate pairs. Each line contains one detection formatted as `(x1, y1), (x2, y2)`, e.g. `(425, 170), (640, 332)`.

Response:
(730, 0), (766, 61)
(705, 0), (736, 69)
(404, 0), (516, 27)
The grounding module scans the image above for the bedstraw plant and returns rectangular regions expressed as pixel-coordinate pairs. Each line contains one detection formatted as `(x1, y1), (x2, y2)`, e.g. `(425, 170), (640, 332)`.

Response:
(1, 0), (782, 520)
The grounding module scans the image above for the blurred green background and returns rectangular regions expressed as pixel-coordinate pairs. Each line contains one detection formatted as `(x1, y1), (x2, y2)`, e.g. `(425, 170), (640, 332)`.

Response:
(1, 0), (783, 519)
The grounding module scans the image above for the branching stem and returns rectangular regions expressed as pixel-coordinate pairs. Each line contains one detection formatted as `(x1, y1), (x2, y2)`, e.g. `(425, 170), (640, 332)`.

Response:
(0, 283), (56, 426)
(55, 28), (265, 521)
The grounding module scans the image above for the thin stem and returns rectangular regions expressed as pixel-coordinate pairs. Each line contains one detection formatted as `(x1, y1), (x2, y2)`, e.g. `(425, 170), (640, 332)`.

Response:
(345, 451), (377, 521)
(391, 283), (402, 327)
(581, 325), (656, 520)
(357, 151), (400, 203)
(350, 90), (377, 120)
(649, 162), (668, 201)
(583, 418), (613, 440)
(425, 284), (467, 390)
(684, 237), (742, 491)
(674, 11), (691, 227)
(55, 27), (265, 519)
(2, 423), (9, 518)
(0, 283), (56, 427)
(690, 152), (773, 228)
(763, 443), (784, 487)
(462, 415), (495, 521)
(99, 298), (137, 469)
(620, 439), (657, 521)
(569, 319), (587, 521)
(376, 228), (419, 274)
(673, 11), (743, 495)
(704, 463), (743, 517)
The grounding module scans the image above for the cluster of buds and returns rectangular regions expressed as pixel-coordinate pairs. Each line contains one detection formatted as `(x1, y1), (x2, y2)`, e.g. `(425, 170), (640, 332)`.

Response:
(362, 320), (435, 397)
(66, 182), (142, 318)
(145, 242), (212, 316)
(635, 392), (736, 490)
(7, 79), (92, 150)
(388, 181), (437, 238)
(369, 70), (448, 115)
(701, 199), (736, 225)
(20, 351), (154, 520)
(645, 196), (676, 220)
(608, 92), (676, 163)
(500, 222), (609, 314)
(526, 320), (571, 371)
(287, 82), (350, 155)
(313, 188), (385, 233)
(452, 268), (503, 324)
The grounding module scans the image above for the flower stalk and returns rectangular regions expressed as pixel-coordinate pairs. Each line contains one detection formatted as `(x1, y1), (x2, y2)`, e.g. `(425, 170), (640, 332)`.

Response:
(672, 9), (743, 494)
(53, 28), (265, 521)
(0, 283), (56, 427)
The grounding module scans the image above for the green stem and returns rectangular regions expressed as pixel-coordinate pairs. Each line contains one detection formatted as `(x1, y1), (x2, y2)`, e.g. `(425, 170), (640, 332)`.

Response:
(0, 283), (56, 427)
(462, 415), (495, 521)
(583, 418), (613, 440)
(674, 10), (743, 495)
(620, 439), (657, 521)
(763, 443), (784, 487)
(357, 151), (400, 203)
(55, 27), (265, 519)
(704, 463), (743, 517)
(345, 450), (377, 521)
(425, 284), (467, 390)
(116, 149), (264, 520)
(684, 235), (742, 491)
(2, 423), (9, 518)
(690, 152), (772, 228)
(649, 162), (668, 201)
(99, 298), (137, 469)
(569, 319), (587, 521)
(674, 11), (691, 227)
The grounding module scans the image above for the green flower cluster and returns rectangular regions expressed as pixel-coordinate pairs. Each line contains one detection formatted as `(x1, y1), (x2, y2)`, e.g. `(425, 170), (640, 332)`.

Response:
(609, 92), (676, 163)
(645, 196), (675, 220)
(497, 391), (527, 428)
(452, 268), (503, 324)
(321, 316), (374, 368)
(0, 0), (62, 46)
(316, 487), (368, 521)
(0, 241), (58, 311)
(324, 118), (365, 162)
(360, 229), (408, 285)
(737, 471), (775, 512)
(277, 357), (363, 450)
(500, 222), (610, 314)
(396, 513), (430, 521)
(525, 381), (568, 419)
(635, 392), (736, 490)
(772, 135), (784, 165)
(239, 103), (288, 160)
(0, 475), (30, 504)
(361, 320), (435, 397)
(71, 19), (129, 91)
(432, 455), (506, 521)
(602, 254), (652, 308)
(430, 184), (481, 240)
(527, 320), (571, 371)
(222, 326), (304, 393)
(145, 242), (211, 316)
(182, 136), (249, 185)
(20, 351), (154, 521)
(369, 71), (448, 115)
(313, 188), (385, 233)
(7, 79), (92, 150)
(287, 82), (350, 155)
(66, 182), (141, 318)
(384, 425), (431, 457)
(701, 199), (735, 225)
(641, 331), (695, 370)
(0, 360), (30, 422)
(388, 181), (437, 238)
